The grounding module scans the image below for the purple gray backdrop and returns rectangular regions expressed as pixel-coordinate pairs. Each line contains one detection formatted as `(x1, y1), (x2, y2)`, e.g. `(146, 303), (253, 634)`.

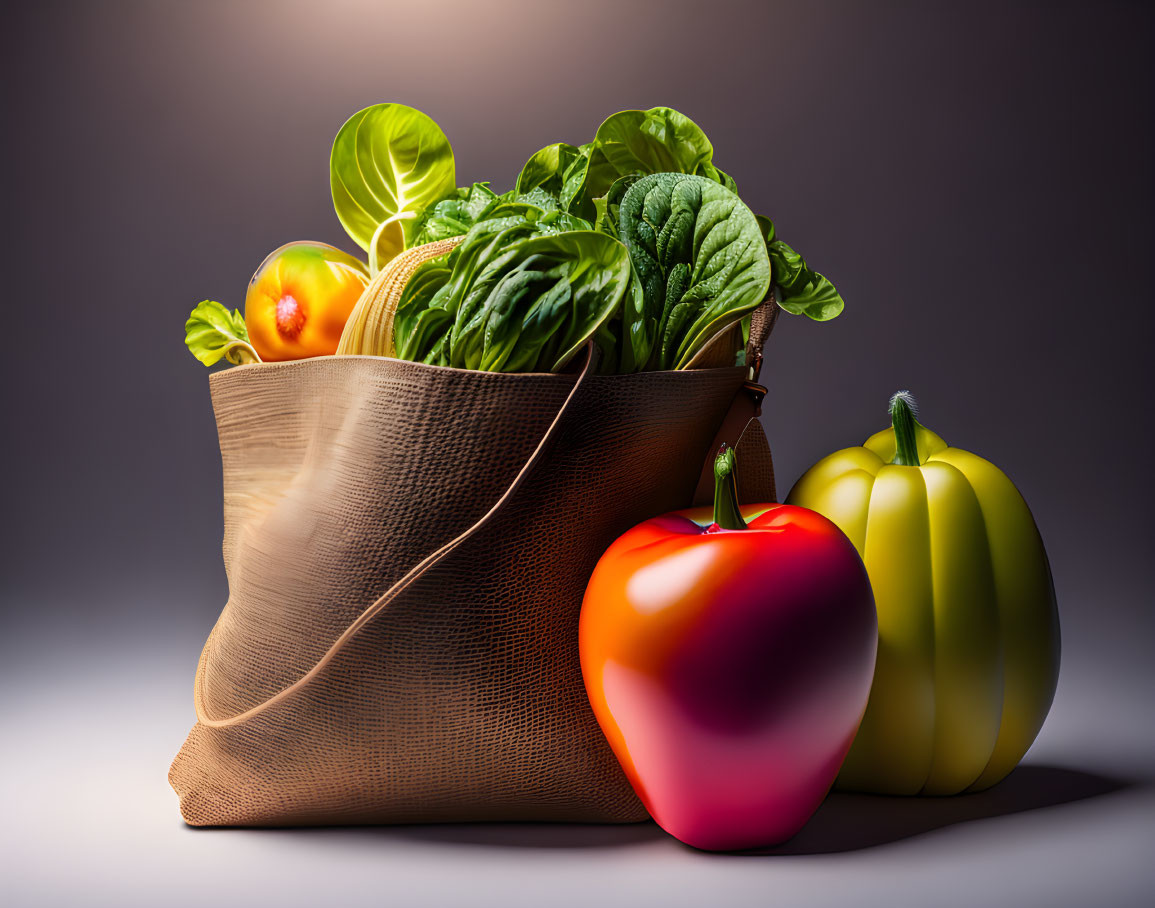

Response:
(2, 2), (1152, 907)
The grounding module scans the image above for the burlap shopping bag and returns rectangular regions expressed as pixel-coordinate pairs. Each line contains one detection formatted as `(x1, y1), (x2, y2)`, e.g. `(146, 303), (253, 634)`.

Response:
(170, 275), (778, 827)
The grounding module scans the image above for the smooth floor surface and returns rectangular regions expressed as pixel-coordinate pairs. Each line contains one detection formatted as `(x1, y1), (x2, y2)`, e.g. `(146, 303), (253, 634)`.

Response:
(3, 607), (1152, 908)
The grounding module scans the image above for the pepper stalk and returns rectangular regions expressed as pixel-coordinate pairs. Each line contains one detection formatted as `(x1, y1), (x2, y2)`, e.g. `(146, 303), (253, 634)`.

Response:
(889, 390), (922, 466)
(712, 444), (748, 530)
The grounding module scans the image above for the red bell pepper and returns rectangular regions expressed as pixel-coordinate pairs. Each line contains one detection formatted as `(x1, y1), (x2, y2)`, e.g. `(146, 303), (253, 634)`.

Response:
(580, 444), (878, 850)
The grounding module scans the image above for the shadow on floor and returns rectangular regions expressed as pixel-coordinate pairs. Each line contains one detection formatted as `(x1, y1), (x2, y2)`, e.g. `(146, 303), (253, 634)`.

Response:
(383, 820), (667, 850)
(235, 817), (667, 851)
(753, 764), (1135, 855)
(197, 764), (1135, 854)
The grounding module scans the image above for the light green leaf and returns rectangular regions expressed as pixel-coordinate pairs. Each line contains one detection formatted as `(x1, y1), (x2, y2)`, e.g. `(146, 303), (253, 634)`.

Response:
(330, 103), (457, 273)
(184, 300), (260, 367)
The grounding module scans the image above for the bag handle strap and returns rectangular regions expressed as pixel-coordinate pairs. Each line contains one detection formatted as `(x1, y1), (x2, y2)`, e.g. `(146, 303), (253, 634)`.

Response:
(690, 380), (766, 507)
(690, 294), (777, 506)
(194, 343), (599, 728)
(745, 292), (778, 381)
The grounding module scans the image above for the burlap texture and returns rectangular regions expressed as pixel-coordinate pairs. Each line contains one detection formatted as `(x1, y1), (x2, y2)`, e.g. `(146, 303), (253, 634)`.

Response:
(169, 302), (778, 828)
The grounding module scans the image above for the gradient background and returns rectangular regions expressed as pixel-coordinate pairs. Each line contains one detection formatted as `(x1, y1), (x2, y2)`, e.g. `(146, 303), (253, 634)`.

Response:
(1, 2), (1152, 906)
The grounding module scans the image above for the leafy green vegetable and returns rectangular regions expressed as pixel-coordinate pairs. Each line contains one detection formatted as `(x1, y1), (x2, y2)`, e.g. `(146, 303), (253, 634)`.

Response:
(412, 180), (596, 248)
(756, 215), (845, 321)
(593, 107), (715, 190)
(516, 142), (583, 199)
(707, 166), (739, 195)
(185, 300), (260, 366)
(412, 182), (501, 245)
(617, 173), (770, 370)
(521, 107), (733, 223)
(190, 102), (843, 375)
(592, 173), (641, 239)
(395, 218), (632, 373)
(508, 105), (843, 331)
(330, 103), (457, 274)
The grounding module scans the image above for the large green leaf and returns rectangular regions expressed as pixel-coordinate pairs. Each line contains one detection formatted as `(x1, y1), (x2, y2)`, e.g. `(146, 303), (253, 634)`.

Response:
(330, 103), (457, 274)
(593, 107), (714, 190)
(395, 219), (631, 373)
(546, 108), (728, 221)
(618, 173), (770, 370)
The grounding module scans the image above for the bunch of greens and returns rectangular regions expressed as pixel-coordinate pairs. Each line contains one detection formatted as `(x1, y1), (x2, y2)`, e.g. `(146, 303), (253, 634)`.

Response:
(395, 215), (632, 372)
(329, 103), (844, 373)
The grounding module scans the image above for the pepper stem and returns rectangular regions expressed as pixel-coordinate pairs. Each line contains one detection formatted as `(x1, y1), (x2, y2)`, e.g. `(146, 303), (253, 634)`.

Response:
(712, 444), (748, 530)
(890, 390), (922, 466)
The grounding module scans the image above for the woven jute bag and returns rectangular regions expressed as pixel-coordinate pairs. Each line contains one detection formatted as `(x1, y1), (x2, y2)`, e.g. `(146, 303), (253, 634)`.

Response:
(169, 244), (779, 826)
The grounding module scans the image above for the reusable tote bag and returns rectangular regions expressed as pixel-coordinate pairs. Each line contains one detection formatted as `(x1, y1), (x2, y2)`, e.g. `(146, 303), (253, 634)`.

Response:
(170, 258), (779, 826)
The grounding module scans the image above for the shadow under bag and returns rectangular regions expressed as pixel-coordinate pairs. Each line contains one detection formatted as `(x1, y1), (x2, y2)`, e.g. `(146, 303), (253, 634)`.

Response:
(170, 304), (778, 826)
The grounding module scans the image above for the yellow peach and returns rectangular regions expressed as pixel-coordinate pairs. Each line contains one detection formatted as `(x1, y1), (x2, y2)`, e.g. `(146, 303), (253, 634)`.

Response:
(245, 242), (369, 361)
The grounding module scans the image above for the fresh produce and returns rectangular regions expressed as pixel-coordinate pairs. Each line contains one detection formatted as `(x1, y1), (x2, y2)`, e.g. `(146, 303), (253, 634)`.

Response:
(336, 239), (463, 358)
(331, 103), (841, 373)
(515, 107), (734, 222)
(511, 106), (842, 323)
(393, 173), (768, 372)
(185, 300), (260, 366)
(394, 220), (634, 372)
(411, 182), (514, 247)
(787, 392), (1060, 795)
(330, 103), (456, 274)
(243, 242), (369, 362)
(580, 445), (877, 850)
(186, 102), (845, 373)
(617, 173), (770, 370)
(756, 215), (844, 321)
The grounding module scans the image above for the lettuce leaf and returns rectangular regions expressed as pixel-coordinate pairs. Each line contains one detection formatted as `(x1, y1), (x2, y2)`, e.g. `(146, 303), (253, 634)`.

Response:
(184, 300), (260, 367)
(330, 103), (457, 273)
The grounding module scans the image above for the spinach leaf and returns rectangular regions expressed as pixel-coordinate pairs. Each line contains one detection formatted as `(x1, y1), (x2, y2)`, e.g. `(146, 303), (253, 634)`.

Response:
(330, 103), (457, 274)
(593, 107), (715, 189)
(704, 164), (739, 194)
(593, 173), (640, 239)
(618, 173), (770, 370)
(395, 220), (631, 373)
(756, 214), (845, 321)
(516, 142), (583, 198)
(412, 182), (501, 245)
(411, 179), (595, 250)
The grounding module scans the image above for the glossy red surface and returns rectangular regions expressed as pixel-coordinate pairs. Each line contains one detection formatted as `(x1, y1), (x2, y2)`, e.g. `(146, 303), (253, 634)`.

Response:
(580, 504), (878, 851)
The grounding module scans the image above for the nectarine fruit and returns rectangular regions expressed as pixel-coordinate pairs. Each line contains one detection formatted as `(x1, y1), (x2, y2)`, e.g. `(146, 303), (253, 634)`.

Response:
(245, 242), (369, 361)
